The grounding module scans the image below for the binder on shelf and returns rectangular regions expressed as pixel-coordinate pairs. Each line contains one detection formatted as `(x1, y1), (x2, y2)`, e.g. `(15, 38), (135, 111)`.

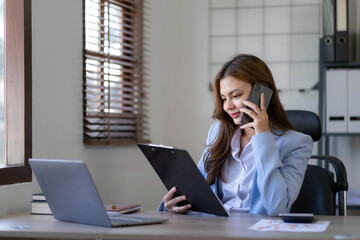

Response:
(321, 0), (335, 62)
(326, 70), (347, 133)
(335, 0), (349, 62)
(348, 0), (360, 62)
(347, 70), (360, 133)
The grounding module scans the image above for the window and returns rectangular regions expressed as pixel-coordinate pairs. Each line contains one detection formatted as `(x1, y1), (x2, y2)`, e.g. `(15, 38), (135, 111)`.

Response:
(83, 0), (149, 145)
(0, 0), (4, 163)
(0, 0), (32, 185)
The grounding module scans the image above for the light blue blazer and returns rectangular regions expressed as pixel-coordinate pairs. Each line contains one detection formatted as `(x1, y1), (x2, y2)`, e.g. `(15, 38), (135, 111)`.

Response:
(159, 121), (313, 216)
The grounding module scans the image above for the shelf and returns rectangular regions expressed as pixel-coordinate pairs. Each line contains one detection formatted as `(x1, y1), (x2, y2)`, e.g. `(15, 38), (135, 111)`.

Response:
(322, 62), (360, 68)
(318, 59), (360, 154)
(323, 133), (360, 137)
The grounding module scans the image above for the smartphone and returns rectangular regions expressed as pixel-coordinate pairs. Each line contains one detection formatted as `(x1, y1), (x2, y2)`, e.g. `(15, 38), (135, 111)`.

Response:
(240, 83), (273, 124)
(279, 213), (318, 223)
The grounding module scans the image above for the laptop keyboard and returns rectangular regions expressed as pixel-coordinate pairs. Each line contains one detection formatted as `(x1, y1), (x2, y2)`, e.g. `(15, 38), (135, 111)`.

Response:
(107, 212), (167, 226)
(110, 218), (145, 226)
(108, 212), (143, 219)
(110, 215), (146, 223)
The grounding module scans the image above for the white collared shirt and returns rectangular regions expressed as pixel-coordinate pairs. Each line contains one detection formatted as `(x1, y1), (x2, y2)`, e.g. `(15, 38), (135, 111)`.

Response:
(220, 127), (255, 213)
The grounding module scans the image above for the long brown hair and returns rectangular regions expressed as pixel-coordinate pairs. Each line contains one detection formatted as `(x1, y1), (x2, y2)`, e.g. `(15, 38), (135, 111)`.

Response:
(204, 54), (294, 185)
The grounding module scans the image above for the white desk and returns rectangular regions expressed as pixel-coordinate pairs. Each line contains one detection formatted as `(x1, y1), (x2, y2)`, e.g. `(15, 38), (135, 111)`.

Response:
(0, 211), (359, 240)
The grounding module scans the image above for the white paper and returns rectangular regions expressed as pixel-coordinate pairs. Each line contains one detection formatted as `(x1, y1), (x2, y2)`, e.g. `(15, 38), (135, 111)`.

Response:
(249, 219), (330, 232)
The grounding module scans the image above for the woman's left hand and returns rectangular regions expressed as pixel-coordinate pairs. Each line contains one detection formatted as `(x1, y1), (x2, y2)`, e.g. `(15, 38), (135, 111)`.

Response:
(240, 93), (270, 134)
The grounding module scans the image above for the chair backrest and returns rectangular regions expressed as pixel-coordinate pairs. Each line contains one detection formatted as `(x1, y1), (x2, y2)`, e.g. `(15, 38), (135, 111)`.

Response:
(290, 165), (335, 215)
(285, 110), (348, 216)
(285, 110), (321, 142)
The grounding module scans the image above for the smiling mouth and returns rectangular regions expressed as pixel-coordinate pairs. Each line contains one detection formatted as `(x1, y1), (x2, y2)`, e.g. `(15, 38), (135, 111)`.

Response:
(230, 112), (240, 118)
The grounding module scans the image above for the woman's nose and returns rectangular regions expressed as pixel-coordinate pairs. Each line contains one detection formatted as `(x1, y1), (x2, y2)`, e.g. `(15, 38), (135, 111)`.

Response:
(225, 100), (234, 111)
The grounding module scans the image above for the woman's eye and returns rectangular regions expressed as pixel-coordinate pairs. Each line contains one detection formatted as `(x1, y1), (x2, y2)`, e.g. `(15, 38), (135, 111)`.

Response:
(233, 95), (240, 99)
(221, 98), (226, 102)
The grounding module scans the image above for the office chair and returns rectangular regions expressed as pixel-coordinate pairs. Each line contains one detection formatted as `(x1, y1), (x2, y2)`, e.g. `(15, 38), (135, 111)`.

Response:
(286, 110), (348, 216)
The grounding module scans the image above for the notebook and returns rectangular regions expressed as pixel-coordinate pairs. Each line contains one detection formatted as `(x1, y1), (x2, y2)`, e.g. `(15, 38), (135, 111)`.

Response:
(137, 143), (228, 217)
(29, 158), (168, 227)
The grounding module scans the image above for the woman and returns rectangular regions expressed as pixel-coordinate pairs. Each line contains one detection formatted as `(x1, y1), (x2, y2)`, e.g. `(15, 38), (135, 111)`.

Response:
(160, 54), (313, 216)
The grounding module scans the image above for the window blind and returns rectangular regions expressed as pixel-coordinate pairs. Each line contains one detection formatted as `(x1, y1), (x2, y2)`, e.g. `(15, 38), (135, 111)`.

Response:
(83, 0), (149, 145)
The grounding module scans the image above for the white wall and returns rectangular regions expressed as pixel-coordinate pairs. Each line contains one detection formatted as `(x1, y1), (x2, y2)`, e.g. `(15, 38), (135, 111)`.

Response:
(0, 0), (213, 216)
(148, 0), (212, 157)
(0, 0), (359, 216)
(31, 0), (213, 212)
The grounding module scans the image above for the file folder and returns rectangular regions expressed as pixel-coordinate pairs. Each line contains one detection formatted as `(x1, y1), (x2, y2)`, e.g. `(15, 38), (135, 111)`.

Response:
(326, 70), (347, 133)
(321, 0), (335, 62)
(347, 70), (360, 133)
(335, 0), (348, 62)
(348, 0), (360, 62)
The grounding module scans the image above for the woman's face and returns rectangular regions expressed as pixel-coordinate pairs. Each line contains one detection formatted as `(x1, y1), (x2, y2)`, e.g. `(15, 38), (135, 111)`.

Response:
(220, 76), (252, 125)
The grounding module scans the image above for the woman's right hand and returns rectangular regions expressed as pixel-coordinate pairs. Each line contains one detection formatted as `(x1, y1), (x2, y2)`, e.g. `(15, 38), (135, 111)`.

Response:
(163, 187), (191, 213)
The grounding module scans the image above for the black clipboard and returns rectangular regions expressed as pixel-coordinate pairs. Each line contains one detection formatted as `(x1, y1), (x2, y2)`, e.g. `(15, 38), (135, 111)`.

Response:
(138, 143), (228, 217)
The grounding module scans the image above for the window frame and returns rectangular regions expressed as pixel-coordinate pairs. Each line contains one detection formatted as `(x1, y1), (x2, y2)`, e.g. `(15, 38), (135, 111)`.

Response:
(0, 0), (32, 185)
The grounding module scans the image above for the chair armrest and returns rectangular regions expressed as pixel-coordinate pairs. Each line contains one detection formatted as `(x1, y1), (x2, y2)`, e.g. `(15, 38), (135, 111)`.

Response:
(310, 155), (348, 192)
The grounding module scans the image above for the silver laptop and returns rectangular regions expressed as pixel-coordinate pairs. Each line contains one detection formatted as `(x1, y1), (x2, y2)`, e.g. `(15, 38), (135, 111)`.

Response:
(29, 158), (168, 227)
